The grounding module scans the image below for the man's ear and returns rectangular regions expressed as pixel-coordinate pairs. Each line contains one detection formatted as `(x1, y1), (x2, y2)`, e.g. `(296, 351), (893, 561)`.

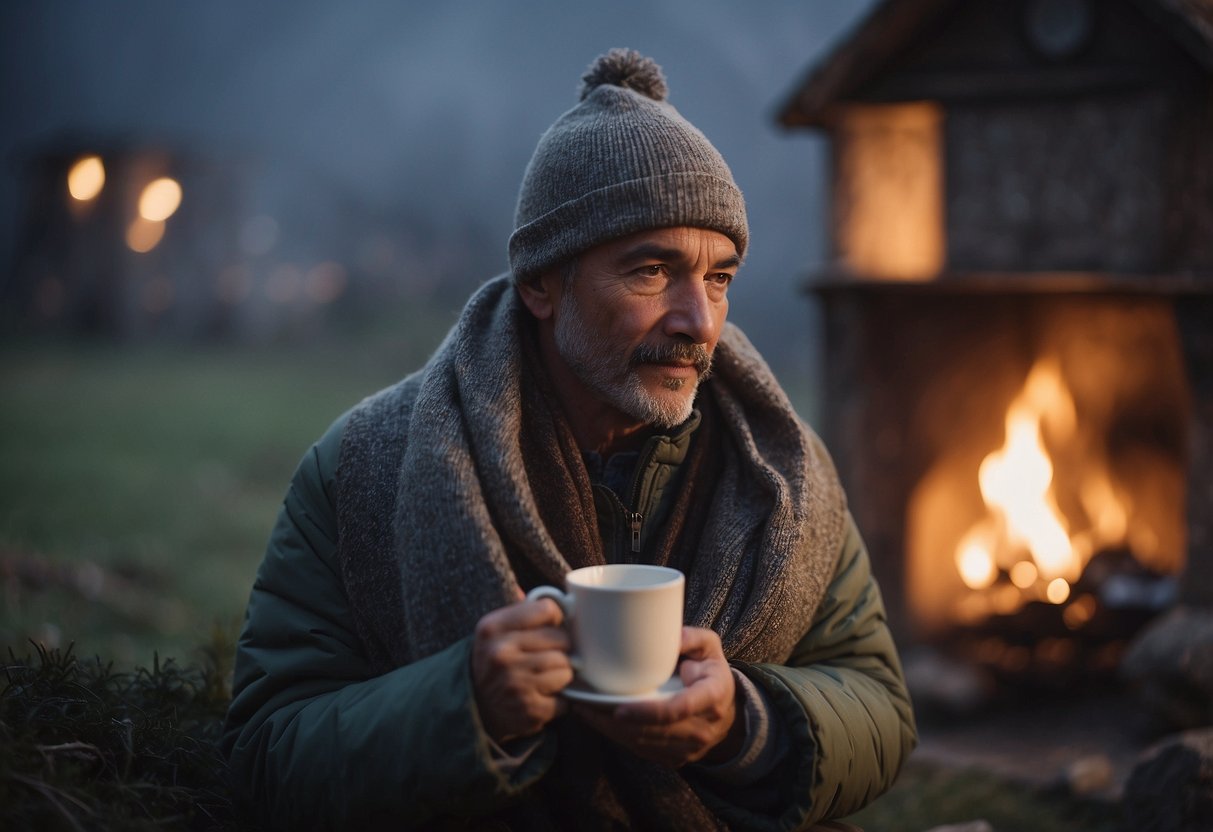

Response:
(516, 271), (559, 321)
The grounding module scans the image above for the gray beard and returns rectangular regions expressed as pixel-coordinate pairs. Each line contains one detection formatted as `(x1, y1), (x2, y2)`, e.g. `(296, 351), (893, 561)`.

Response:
(553, 290), (712, 430)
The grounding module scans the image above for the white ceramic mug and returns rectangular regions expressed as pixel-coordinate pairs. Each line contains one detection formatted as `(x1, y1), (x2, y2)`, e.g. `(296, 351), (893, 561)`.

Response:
(527, 564), (685, 695)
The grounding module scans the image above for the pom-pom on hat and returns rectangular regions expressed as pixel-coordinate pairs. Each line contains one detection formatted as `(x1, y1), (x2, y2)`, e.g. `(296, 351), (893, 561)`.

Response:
(509, 48), (748, 282)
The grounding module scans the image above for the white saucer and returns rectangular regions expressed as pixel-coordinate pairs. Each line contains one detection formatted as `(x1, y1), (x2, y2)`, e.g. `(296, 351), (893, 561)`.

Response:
(562, 675), (684, 705)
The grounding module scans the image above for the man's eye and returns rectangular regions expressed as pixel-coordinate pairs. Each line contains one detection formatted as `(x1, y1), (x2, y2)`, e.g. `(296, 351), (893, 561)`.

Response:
(637, 265), (665, 277)
(709, 273), (734, 286)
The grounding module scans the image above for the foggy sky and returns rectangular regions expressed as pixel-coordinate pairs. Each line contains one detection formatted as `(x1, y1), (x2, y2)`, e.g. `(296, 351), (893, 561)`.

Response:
(0, 0), (878, 382)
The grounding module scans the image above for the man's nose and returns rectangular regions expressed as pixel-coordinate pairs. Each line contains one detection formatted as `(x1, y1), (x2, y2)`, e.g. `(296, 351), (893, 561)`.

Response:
(663, 280), (720, 345)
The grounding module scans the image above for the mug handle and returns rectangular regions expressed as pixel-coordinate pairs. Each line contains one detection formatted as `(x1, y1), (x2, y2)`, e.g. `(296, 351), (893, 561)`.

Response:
(526, 585), (573, 617)
(525, 585), (581, 672)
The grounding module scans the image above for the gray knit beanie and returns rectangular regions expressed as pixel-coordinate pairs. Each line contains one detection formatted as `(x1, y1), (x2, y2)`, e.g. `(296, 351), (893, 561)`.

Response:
(509, 48), (748, 282)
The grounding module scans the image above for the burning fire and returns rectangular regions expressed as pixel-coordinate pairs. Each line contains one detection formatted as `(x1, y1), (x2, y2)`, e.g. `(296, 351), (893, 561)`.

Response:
(906, 303), (1187, 638)
(954, 356), (1131, 607)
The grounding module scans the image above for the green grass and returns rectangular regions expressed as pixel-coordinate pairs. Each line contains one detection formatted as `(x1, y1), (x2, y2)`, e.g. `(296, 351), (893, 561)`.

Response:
(0, 304), (455, 666)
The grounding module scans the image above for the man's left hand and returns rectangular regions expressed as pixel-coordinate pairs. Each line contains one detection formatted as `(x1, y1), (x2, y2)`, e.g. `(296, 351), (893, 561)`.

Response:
(572, 626), (744, 768)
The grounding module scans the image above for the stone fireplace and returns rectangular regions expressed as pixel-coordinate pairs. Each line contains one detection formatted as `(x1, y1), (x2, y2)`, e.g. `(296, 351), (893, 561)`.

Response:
(815, 278), (1210, 691)
(777, 0), (1213, 685)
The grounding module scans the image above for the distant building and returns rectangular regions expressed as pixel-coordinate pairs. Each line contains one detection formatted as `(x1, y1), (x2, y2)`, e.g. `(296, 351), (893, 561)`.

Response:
(2, 137), (372, 340)
(4, 139), (248, 337)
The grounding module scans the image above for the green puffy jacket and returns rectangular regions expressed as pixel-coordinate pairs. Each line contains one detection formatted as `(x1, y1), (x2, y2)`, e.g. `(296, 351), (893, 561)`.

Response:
(223, 415), (916, 830)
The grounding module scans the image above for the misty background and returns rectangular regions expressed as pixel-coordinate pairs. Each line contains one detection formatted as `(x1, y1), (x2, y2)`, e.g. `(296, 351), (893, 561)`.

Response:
(1, 0), (880, 411)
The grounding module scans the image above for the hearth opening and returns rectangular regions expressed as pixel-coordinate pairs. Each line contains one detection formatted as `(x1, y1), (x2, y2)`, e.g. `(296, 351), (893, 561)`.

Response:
(904, 295), (1188, 687)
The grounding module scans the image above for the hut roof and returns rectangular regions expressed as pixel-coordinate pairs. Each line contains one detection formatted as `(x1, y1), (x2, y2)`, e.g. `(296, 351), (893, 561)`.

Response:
(778, 0), (1213, 129)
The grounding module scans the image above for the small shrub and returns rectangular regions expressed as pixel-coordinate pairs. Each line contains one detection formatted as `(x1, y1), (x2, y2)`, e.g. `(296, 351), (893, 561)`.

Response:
(0, 637), (247, 831)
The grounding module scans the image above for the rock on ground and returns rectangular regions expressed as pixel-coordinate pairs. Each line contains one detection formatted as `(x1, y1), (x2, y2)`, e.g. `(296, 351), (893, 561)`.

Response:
(1122, 728), (1213, 832)
(1120, 605), (1213, 729)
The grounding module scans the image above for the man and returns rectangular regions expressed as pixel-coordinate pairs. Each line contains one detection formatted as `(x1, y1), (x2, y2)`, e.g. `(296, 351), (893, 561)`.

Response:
(223, 49), (916, 830)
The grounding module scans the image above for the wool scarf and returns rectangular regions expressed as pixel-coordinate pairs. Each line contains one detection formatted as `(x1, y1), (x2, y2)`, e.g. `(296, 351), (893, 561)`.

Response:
(336, 275), (847, 828)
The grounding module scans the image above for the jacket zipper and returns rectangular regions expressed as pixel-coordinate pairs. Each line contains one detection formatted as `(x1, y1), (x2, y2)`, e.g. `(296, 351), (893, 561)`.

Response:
(629, 512), (643, 553)
(623, 435), (667, 556)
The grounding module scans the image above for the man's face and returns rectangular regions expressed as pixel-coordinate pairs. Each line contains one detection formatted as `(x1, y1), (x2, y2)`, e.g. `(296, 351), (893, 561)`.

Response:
(548, 227), (739, 430)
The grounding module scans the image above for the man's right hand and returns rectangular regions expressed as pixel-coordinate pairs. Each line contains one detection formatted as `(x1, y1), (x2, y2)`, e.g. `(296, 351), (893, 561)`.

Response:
(471, 598), (574, 744)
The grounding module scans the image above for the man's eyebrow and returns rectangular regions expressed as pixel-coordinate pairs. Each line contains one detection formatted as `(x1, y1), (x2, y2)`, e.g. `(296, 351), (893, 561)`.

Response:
(616, 243), (685, 266)
(713, 254), (742, 270)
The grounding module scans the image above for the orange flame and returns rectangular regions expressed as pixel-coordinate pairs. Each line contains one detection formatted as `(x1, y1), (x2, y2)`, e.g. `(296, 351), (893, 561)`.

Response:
(955, 357), (1132, 604)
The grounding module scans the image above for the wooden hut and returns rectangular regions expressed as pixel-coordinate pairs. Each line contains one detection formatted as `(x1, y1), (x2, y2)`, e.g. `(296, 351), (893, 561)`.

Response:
(777, 0), (1213, 652)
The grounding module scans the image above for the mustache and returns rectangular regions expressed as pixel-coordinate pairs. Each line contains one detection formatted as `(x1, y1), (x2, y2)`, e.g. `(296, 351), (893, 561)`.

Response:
(630, 341), (713, 378)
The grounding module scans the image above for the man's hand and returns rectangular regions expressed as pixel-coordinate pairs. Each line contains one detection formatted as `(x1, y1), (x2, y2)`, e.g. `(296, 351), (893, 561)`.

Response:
(471, 597), (574, 744)
(573, 626), (744, 768)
